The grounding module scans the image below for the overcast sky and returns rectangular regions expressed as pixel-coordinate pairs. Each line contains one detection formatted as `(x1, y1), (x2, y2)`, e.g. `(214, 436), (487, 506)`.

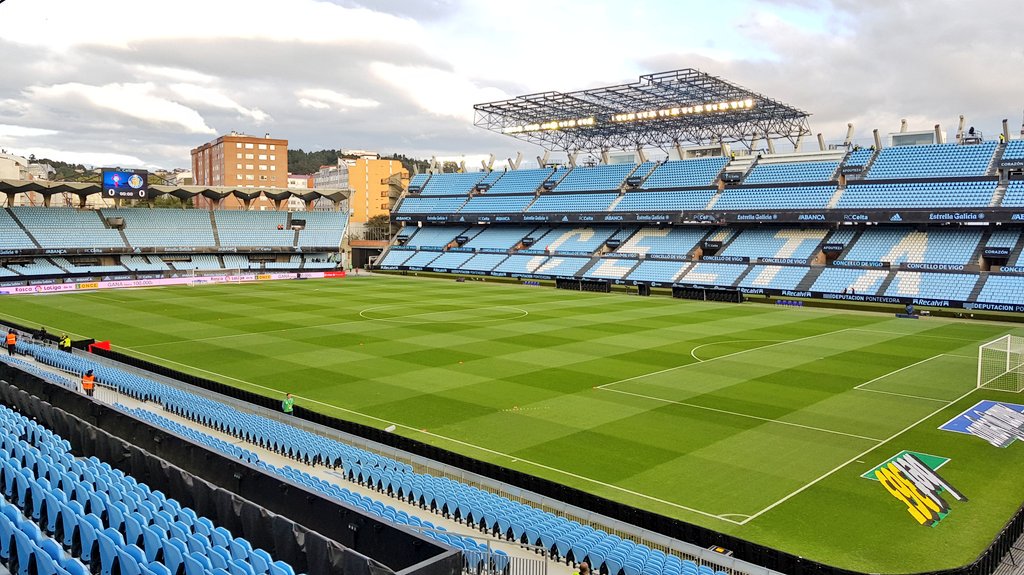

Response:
(0, 0), (1021, 171)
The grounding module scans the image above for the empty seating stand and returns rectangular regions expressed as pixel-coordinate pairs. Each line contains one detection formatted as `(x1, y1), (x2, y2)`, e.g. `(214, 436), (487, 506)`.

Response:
(0, 400), (304, 575)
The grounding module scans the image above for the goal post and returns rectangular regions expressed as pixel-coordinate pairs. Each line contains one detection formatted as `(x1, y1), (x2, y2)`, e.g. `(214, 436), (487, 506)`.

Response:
(977, 334), (1024, 392)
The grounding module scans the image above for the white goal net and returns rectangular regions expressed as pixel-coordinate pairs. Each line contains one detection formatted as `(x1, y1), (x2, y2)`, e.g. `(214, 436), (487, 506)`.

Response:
(978, 334), (1024, 392)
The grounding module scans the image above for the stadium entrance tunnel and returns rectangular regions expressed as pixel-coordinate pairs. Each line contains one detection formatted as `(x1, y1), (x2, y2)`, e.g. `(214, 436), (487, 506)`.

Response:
(0, 362), (462, 575)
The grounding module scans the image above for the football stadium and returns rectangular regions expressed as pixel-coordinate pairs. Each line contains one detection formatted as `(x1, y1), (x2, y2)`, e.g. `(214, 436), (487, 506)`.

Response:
(1, 66), (1024, 575)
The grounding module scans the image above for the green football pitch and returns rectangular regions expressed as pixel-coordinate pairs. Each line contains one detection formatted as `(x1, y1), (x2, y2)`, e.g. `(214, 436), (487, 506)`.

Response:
(1, 275), (1023, 573)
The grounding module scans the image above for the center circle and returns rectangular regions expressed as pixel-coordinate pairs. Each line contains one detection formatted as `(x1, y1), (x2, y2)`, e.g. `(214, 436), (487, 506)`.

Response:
(358, 304), (529, 324)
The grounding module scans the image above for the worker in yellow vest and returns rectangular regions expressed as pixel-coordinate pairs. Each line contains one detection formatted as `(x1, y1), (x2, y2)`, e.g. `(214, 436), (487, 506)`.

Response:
(59, 334), (72, 353)
(81, 370), (96, 397)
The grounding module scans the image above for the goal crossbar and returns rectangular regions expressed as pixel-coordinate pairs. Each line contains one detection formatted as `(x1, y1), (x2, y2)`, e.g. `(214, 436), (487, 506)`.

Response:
(978, 334), (1024, 392)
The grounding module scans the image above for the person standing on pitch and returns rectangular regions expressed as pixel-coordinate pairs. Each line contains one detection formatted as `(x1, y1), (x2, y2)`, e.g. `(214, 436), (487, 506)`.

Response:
(282, 393), (295, 415)
(81, 369), (96, 397)
(5, 329), (16, 356)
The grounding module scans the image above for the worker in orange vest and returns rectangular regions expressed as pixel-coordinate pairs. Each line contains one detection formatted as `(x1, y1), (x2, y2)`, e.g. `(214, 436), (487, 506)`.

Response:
(5, 329), (16, 356)
(81, 369), (96, 397)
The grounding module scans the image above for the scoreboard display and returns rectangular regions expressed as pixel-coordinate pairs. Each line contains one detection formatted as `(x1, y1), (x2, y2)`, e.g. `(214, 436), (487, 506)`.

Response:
(101, 169), (149, 199)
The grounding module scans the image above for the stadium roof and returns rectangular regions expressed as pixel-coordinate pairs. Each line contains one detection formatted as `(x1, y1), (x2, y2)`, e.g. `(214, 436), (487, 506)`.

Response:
(0, 179), (350, 204)
(474, 68), (811, 153)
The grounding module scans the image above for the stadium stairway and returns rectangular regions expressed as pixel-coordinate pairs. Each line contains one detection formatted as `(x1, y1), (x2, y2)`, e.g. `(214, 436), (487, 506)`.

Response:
(793, 267), (824, 291)
(5, 209), (42, 249)
(4, 351), (573, 575)
(967, 273), (989, 303)
(209, 212), (222, 247)
(987, 141), (1008, 177)
(991, 181), (1010, 207)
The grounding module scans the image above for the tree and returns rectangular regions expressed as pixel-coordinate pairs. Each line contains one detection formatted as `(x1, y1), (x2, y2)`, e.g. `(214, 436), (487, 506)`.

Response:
(441, 161), (460, 173)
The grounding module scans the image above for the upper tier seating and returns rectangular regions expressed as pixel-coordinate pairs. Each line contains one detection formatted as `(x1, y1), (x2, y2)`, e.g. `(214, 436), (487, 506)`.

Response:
(295, 211), (348, 248)
(534, 226), (618, 253)
(624, 260), (691, 284)
(843, 148), (874, 167)
(614, 190), (715, 211)
(677, 263), (747, 286)
(527, 193), (618, 213)
(985, 229), (1020, 250)
(0, 209), (37, 250)
(714, 185), (835, 210)
(464, 226), (535, 250)
(407, 173), (430, 192)
(101, 208), (216, 248)
(836, 181), (997, 208)
(458, 195), (534, 214)
(1000, 181), (1024, 207)
(842, 228), (982, 265)
(214, 210), (292, 247)
(1002, 140), (1024, 163)
(483, 168), (554, 194)
(554, 164), (638, 192)
(720, 229), (828, 260)
(616, 228), (708, 256)
(865, 143), (997, 179)
(739, 265), (810, 290)
(395, 196), (467, 214)
(811, 268), (889, 295)
(14, 207), (126, 249)
(640, 157), (728, 189)
(419, 172), (485, 196)
(884, 272), (979, 301)
(743, 161), (839, 184)
(404, 226), (467, 248)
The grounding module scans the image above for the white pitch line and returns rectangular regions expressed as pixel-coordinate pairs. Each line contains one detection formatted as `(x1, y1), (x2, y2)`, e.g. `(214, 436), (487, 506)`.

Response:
(114, 344), (745, 524)
(853, 354), (947, 390)
(739, 384), (978, 525)
(598, 387), (884, 442)
(597, 327), (856, 390)
(854, 388), (949, 403)
(688, 339), (785, 363)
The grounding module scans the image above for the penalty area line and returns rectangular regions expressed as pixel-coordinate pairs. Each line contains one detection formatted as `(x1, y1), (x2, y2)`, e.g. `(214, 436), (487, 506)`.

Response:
(114, 344), (746, 525)
(739, 384), (978, 526)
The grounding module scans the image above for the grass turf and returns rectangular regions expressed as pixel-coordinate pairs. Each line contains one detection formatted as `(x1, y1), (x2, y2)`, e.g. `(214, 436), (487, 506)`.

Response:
(1, 275), (1023, 573)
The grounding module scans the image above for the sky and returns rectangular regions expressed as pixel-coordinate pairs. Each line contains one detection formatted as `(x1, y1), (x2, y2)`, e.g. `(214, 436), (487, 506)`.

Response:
(0, 0), (1022, 171)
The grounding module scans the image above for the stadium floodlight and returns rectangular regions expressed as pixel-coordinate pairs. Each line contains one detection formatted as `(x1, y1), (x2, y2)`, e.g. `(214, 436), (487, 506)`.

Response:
(475, 68), (810, 153)
(978, 334), (1024, 392)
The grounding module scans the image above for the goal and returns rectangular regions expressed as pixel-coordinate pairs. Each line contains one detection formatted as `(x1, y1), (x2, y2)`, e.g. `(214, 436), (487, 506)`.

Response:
(188, 268), (242, 287)
(977, 335), (1024, 392)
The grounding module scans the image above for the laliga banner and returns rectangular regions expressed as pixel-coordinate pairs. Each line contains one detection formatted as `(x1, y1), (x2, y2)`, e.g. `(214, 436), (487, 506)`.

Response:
(863, 451), (966, 527)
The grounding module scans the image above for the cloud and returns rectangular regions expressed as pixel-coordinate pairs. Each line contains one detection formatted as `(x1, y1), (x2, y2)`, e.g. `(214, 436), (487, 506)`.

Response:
(296, 89), (380, 111)
(24, 82), (215, 134)
(0, 125), (58, 138)
(169, 84), (270, 123)
(370, 63), (509, 120)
